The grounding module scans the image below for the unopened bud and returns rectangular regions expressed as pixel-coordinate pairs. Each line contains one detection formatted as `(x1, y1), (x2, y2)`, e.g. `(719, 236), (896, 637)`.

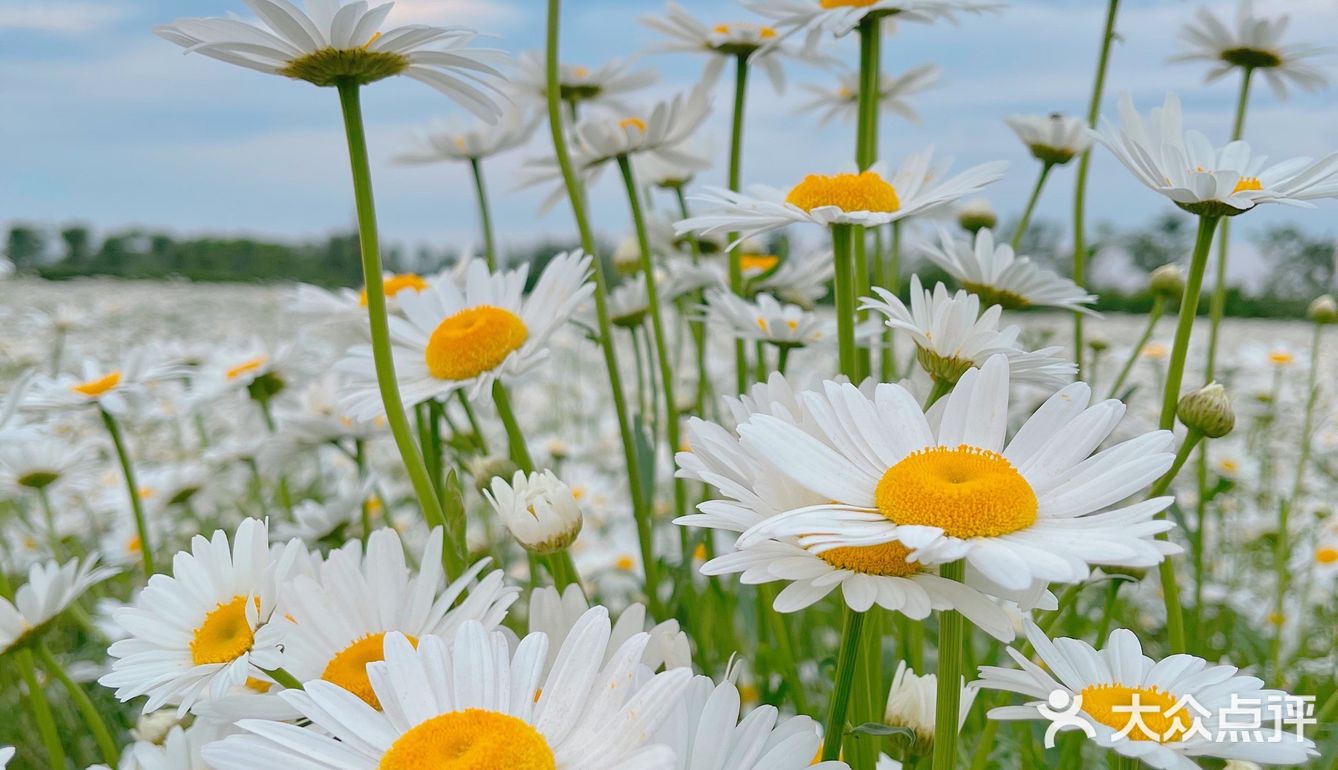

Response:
(483, 469), (583, 554)
(1178, 382), (1235, 438)
(1088, 338), (1109, 353)
(1307, 295), (1338, 324)
(957, 199), (997, 234)
(1148, 264), (1185, 299)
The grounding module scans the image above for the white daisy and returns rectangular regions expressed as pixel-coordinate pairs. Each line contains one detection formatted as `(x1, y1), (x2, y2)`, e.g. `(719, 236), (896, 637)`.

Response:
(290, 271), (432, 322)
(0, 556), (118, 654)
(512, 51), (657, 113)
(395, 108), (537, 164)
(0, 433), (101, 497)
(975, 621), (1319, 768)
(155, 0), (508, 119)
(0, 747), (11, 768)
(862, 275), (1076, 387)
(25, 352), (181, 415)
(1091, 93), (1338, 217)
(529, 584), (692, 676)
(798, 63), (940, 126)
(117, 720), (228, 770)
(658, 674), (848, 770)
(188, 342), (293, 408)
(272, 478), (374, 543)
(571, 84), (712, 167)
(676, 150), (1007, 248)
(746, 0), (999, 51)
(706, 289), (859, 349)
(734, 355), (1181, 593)
(275, 372), (381, 446)
(641, 2), (791, 92)
(100, 518), (304, 714)
(201, 608), (695, 770)
(751, 249), (835, 308)
(1170, 0), (1329, 100)
(922, 227), (1098, 313)
(883, 660), (976, 752)
(1004, 113), (1092, 166)
(272, 527), (518, 709)
(338, 251), (593, 415)
(0, 370), (39, 442)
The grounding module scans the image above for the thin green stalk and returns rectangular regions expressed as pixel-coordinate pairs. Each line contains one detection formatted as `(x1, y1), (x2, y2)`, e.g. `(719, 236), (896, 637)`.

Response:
(832, 224), (859, 379)
(1106, 296), (1164, 398)
(469, 157), (499, 271)
(100, 407), (154, 575)
(1205, 67), (1254, 380)
(674, 186), (712, 415)
(354, 438), (372, 540)
(1073, 0), (1121, 378)
(1157, 215), (1220, 431)
(37, 643), (119, 767)
(924, 378), (953, 409)
(822, 608), (866, 760)
(456, 390), (489, 454)
(15, 649), (64, 769)
(852, 17), (882, 382)
(492, 381), (535, 474)
(881, 223), (902, 381)
(544, 0), (659, 614)
(335, 81), (446, 531)
(1013, 162), (1053, 250)
(728, 53), (751, 395)
(932, 560), (967, 770)
(1149, 429), (1204, 654)
(776, 344), (792, 375)
(546, 549), (582, 591)
(758, 584), (808, 714)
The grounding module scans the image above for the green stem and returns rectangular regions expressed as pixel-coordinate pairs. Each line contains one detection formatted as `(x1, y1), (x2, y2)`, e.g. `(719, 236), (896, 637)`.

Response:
(855, 16), (881, 171)
(728, 53), (751, 395)
(546, 549), (582, 591)
(932, 560), (967, 770)
(15, 649), (64, 769)
(1158, 216), (1220, 431)
(262, 666), (305, 691)
(776, 344), (792, 375)
(1204, 67), (1253, 380)
(881, 223), (901, 381)
(492, 381), (535, 474)
(100, 407), (154, 575)
(759, 584), (809, 714)
(1013, 162), (1053, 251)
(1112, 754), (1142, 770)
(335, 81), (446, 531)
(1105, 296), (1164, 399)
(1149, 429), (1203, 654)
(1073, 0), (1121, 379)
(924, 378), (953, 409)
(832, 224), (859, 380)
(544, 0), (659, 615)
(469, 157), (499, 271)
(822, 608), (866, 760)
(674, 186), (712, 416)
(37, 643), (119, 767)
(457, 390), (489, 454)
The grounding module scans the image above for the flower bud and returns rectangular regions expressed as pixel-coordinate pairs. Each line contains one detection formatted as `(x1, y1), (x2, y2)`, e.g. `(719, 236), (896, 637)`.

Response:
(957, 198), (997, 234)
(131, 709), (183, 744)
(483, 469), (583, 554)
(1087, 338), (1109, 353)
(884, 661), (977, 755)
(1148, 264), (1185, 299)
(1178, 382), (1235, 438)
(612, 237), (643, 277)
(1307, 294), (1338, 324)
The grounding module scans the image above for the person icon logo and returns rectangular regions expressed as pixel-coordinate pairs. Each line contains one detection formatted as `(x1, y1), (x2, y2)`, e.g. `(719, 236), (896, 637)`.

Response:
(1038, 689), (1096, 748)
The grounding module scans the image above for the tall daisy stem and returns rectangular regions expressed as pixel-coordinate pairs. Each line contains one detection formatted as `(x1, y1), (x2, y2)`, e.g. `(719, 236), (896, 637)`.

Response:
(1149, 429), (1203, 654)
(932, 559), (967, 770)
(821, 607), (866, 760)
(492, 381), (535, 474)
(1012, 162), (1053, 250)
(14, 649), (64, 769)
(36, 642), (120, 767)
(1157, 215), (1219, 431)
(100, 406), (154, 575)
(469, 157), (499, 272)
(1072, 0), (1121, 378)
(852, 16), (883, 381)
(335, 81), (447, 534)
(728, 53), (752, 395)
(1105, 295), (1164, 398)
(832, 224), (859, 380)
(1205, 67), (1254, 380)
(674, 186), (712, 415)
(545, 0), (660, 614)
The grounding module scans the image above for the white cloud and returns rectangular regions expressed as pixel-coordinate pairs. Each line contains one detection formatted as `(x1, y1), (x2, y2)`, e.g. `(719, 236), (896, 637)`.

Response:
(0, 2), (126, 35)
(386, 0), (522, 30)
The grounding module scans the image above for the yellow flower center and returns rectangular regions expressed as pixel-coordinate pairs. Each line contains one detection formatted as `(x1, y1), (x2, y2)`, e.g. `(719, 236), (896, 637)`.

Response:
(359, 274), (428, 306)
(1267, 350), (1295, 365)
(226, 357), (266, 380)
(1232, 176), (1262, 194)
(71, 371), (122, 397)
(1142, 343), (1169, 360)
(1316, 546), (1338, 565)
(127, 536), (142, 554)
(424, 305), (528, 381)
(817, 540), (921, 576)
(1079, 684), (1187, 742)
(615, 555), (635, 571)
(190, 596), (257, 666)
(713, 23), (731, 34)
(740, 254), (780, 273)
(379, 708), (555, 770)
(619, 117), (647, 133)
(572, 65), (590, 79)
(1218, 459), (1239, 474)
(323, 632), (417, 709)
(785, 171), (900, 213)
(875, 446), (1038, 538)
(820, 0), (881, 7)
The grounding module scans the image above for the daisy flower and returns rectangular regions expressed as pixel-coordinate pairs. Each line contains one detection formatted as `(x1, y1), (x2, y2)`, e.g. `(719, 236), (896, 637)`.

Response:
(276, 372), (380, 446)
(746, 0), (999, 51)
(862, 276), (1076, 387)
(642, 2), (791, 92)
(272, 528), (518, 709)
(798, 63), (940, 126)
(338, 251), (593, 415)
(0, 434), (101, 497)
(155, 0), (507, 120)
(1004, 113), (1092, 166)
(484, 470), (585, 554)
(0, 370), (39, 442)
(25, 352), (181, 415)
(100, 518), (304, 714)
(735, 355), (1181, 593)
(1091, 93), (1338, 217)
(751, 249), (835, 308)
(0, 747), (11, 768)
(1170, 0), (1329, 100)
(115, 720), (228, 770)
(512, 51), (657, 113)
(395, 108), (537, 164)
(657, 675), (848, 770)
(272, 478), (374, 543)
(571, 84), (712, 167)
(922, 227), (1098, 313)
(0, 556), (118, 654)
(706, 289), (864, 349)
(188, 342), (294, 409)
(290, 270), (433, 322)
(676, 149), (1007, 248)
(884, 660), (977, 754)
(975, 622), (1319, 768)
(201, 609), (695, 770)
(529, 584), (692, 675)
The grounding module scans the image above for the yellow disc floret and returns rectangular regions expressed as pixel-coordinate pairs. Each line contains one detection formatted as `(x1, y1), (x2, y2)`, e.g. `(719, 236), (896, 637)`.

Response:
(379, 709), (555, 770)
(424, 305), (528, 381)
(322, 632), (417, 709)
(820, 0), (882, 7)
(875, 445), (1038, 538)
(817, 540), (921, 577)
(619, 117), (647, 133)
(190, 596), (256, 665)
(785, 171), (900, 214)
(1079, 684), (1187, 742)
(1232, 176), (1263, 195)
(71, 370), (122, 397)
(226, 357), (266, 380)
(360, 274), (428, 306)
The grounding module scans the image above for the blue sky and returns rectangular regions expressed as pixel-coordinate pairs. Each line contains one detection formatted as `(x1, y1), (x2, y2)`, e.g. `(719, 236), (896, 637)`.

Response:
(2, 0), (1335, 284)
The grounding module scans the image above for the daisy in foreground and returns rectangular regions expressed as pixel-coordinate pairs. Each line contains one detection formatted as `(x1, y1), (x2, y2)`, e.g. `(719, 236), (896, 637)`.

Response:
(922, 227), (1098, 313)
(0, 557), (117, 654)
(155, 0), (507, 119)
(338, 251), (593, 415)
(1171, 0), (1328, 99)
(735, 355), (1180, 593)
(975, 622), (1318, 768)
(675, 149), (1006, 247)
(201, 609), (694, 769)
